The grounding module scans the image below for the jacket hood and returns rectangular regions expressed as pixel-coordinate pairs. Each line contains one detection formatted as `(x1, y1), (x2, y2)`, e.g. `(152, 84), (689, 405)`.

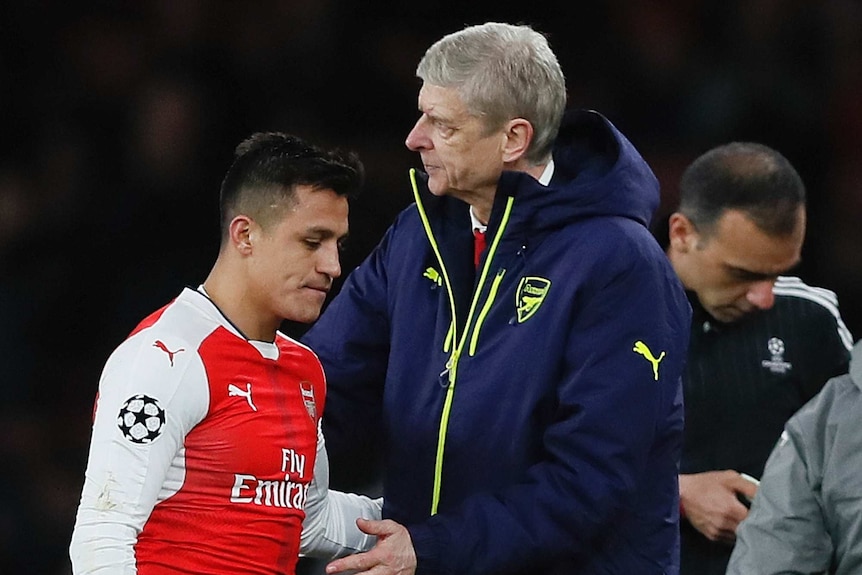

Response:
(494, 109), (660, 233)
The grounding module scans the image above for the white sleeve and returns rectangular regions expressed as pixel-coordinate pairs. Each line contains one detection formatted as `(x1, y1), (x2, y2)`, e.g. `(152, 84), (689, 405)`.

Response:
(299, 422), (382, 559)
(69, 332), (208, 574)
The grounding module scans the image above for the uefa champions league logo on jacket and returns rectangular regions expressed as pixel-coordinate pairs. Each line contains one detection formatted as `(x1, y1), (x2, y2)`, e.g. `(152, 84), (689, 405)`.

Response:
(761, 337), (792, 374)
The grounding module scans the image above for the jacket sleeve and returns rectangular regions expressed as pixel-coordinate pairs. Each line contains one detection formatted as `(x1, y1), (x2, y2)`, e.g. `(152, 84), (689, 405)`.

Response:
(726, 380), (840, 575)
(407, 241), (690, 573)
(300, 422), (382, 559)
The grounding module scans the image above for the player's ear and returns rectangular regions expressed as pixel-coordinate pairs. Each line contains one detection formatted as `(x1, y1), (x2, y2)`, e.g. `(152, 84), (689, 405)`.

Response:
(229, 215), (255, 255)
(668, 212), (697, 253)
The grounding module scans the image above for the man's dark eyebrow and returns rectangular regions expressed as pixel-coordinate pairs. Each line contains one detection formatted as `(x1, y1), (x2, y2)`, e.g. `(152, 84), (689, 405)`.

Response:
(305, 226), (335, 237)
(305, 226), (350, 243)
(726, 261), (801, 282)
(728, 268), (777, 282)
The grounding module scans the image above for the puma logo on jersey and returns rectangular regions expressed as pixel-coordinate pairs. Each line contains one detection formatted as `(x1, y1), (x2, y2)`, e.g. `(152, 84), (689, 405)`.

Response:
(153, 340), (185, 366)
(228, 383), (258, 412)
(633, 340), (665, 381)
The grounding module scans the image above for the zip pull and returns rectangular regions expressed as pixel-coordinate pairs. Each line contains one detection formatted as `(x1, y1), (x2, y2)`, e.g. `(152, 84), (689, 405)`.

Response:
(438, 352), (460, 388)
(438, 365), (450, 388)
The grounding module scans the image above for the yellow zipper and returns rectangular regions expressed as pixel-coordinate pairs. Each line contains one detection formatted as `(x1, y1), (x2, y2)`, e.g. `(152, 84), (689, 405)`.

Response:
(469, 268), (507, 356)
(409, 169), (514, 514)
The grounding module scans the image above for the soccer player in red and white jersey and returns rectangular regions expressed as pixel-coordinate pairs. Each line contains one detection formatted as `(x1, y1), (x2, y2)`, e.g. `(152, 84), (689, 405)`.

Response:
(70, 133), (380, 574)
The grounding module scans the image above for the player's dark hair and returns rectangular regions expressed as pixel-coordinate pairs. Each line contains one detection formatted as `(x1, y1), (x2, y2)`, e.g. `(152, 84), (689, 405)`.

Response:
(679, 142), (805, 237)
(218, 132), (364, 241)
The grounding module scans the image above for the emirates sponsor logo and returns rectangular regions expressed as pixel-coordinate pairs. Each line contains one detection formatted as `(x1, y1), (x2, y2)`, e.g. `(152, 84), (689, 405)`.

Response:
(229, 448), (309, 509)
(230, 474), (309, 509)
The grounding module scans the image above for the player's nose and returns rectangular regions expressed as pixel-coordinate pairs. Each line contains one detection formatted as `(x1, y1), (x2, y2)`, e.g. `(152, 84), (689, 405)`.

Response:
(317, 242), (342, 280)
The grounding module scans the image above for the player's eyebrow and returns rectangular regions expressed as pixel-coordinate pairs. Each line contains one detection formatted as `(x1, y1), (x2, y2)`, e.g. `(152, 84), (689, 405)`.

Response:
(304, 226), (350, 243)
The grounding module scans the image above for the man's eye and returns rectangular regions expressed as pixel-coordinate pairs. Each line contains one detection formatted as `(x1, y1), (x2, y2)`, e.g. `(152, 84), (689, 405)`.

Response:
(433, 120), (454, 137)
(303, 239), (321, 250)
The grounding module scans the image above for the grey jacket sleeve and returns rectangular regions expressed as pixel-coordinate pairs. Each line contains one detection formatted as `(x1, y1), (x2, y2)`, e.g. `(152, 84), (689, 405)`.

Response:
(727, 356), (862, 575)
(725, 420), (833, 575)
(728, 340), (862, 575)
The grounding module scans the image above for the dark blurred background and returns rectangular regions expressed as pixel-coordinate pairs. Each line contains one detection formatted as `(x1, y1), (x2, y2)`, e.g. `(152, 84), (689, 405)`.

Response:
(1, 1), (860, 573)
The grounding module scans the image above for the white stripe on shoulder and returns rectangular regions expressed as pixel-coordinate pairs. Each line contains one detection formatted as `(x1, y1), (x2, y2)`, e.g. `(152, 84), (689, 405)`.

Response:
(774, 276), (837, 304)
(773, 276), (854, 350)
(277, 331), (319, 358)
(276, 332), (325, 385)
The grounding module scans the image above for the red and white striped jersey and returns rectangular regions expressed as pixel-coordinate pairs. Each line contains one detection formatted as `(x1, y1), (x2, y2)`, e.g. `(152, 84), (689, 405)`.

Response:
(70, 287), (378, 575)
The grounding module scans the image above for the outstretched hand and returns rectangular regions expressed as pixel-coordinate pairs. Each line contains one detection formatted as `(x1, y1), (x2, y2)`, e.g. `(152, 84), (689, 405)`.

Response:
(679, 470), (759, 544)
(325, 518), (417, 575)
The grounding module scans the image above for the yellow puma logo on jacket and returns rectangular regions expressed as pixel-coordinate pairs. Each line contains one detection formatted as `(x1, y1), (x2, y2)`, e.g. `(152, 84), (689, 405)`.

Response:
(633, 340), (665, 381)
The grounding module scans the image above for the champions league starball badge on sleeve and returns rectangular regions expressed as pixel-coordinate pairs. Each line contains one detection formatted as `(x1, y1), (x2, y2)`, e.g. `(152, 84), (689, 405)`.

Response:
(117, 394), (166, 444)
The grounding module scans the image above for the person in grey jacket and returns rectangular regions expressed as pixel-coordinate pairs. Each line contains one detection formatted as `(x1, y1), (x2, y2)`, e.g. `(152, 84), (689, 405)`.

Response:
(727, 338), (862, 575)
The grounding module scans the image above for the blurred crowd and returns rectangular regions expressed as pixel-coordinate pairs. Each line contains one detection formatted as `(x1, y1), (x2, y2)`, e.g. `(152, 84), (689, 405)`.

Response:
(1, 1), (860, 572)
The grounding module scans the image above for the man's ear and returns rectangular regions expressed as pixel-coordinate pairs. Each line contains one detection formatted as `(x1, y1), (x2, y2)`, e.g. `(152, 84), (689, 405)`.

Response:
(501, 118), (533, 163)
(228, 215), (255, 255)
(668, 212), (697, 253)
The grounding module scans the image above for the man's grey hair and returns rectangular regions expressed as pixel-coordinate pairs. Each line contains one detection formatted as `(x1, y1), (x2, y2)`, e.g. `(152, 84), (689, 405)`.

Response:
(416, 22), (567, 164)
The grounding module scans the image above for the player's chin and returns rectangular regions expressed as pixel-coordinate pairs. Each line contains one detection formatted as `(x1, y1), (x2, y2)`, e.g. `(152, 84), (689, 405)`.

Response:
(283, 299), (325, 324)
(287, 309), (322, 325)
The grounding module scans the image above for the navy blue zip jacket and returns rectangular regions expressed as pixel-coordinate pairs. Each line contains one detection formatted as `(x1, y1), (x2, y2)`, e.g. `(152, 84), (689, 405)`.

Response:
(302, 110), (691, 574)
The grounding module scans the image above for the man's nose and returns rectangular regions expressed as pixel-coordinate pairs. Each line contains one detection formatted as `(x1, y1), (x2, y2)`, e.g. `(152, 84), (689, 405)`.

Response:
(746, 279), (776, 310)
(405, 117), (430, 151)
(318, 243), (342, 280)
